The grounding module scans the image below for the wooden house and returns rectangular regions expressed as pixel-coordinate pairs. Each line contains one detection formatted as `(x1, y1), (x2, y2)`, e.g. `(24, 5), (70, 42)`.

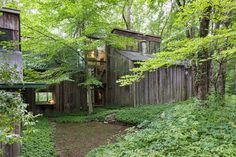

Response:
(28, 28), (193, 113)
(0, 7), (193, 115)
(105, 29), (193, 106)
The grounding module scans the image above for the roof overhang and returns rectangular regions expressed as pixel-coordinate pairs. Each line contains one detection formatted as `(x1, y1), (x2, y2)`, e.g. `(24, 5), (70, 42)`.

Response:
(0, 82), (48, 89)
(117, 50), (154, 61)
(0, 7), (20, 15)
(112, 28), (162, 42)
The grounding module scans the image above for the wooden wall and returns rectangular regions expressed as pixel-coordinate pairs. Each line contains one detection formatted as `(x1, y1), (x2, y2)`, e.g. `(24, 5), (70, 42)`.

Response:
(54, 80), (87, 113)
(106, 47), (133, 105)
(25, 80), (87, 114)
(0, 10), (20, 46)
(106, 48), (193, 106)
(132, 66), (193, 106)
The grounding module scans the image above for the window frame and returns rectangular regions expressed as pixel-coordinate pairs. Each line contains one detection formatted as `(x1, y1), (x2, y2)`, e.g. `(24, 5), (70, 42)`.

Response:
(35, 91), (56, 105)
(0, 28), (14, 50)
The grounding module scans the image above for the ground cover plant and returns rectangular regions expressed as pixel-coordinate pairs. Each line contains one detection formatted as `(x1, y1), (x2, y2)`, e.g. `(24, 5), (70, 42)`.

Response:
(51, 104), (173, 125)
(21, 117), (56, 157)
(87, 97), (236, 157)
(21, 96), (236, 157)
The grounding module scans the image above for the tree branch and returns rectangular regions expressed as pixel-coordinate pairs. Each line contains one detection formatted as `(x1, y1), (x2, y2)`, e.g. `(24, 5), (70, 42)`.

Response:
(21, 23), (85, 61)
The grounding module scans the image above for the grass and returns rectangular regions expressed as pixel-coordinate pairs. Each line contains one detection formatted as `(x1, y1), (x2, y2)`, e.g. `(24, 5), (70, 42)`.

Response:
(86, 97), (236, 157)
(21, 117), (57, 157)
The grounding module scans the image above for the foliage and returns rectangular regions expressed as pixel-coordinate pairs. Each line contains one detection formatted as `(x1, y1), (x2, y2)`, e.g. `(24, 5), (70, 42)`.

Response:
(0, 63), (21, 83)
(21, 117), (56, 157)
(0, 91), (36, 145)
(3, 0), (176, 83)
(87, 97), (236, 157)
(79, 75), (103, 87)
(51, 108), (118, 123)
(51, 103), (173, 125)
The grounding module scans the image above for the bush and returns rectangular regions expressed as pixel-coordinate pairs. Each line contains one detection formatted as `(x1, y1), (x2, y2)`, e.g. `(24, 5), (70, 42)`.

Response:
(0, 91), (35, 145)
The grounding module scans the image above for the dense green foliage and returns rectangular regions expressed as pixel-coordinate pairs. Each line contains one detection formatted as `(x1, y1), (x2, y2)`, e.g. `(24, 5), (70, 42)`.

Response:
(21, 118), (56, 157)
(0, 91), (36, 151)
(21, 98), (236, 157)
(51, 104), (172, 124)
(87, 97), (236, 157)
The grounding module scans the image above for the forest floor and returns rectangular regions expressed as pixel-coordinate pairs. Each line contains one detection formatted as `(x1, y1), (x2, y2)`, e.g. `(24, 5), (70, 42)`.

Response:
(22, 96), (236, 157)
(54, 122), (128, 157)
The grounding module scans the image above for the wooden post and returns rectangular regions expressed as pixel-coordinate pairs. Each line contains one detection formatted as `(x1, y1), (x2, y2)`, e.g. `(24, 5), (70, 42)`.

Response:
(85, 53), (93, 114)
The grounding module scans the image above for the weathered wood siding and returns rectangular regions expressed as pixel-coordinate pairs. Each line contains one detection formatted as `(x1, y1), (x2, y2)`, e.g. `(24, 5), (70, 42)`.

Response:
(132, 66), (193, 106)
(26, 80), (87, 114)
(0, 10), (20, 47)
(106, 47), (133, 105)
(0, 12), (19, 31)
(54, 79), (87, 113)
(106, 48), (193, 106)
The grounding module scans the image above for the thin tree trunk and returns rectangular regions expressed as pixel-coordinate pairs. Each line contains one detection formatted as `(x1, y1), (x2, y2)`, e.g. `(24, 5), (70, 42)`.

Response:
(126, 1), (132, 30)
(122, 0), (133, 30)
(85, 54), (93, 114)
(87, 85), (93, 114)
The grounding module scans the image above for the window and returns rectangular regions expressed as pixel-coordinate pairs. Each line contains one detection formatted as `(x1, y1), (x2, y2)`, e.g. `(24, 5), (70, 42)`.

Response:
(35, 92), (55, 105)
(0, 28), (14, 50)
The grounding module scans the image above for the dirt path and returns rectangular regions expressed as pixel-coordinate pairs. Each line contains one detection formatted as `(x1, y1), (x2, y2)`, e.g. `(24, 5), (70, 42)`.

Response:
(54, 122), (129, 157)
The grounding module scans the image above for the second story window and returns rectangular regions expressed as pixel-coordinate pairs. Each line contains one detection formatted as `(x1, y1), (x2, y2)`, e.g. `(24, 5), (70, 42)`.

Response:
(0, 28), (14, 50)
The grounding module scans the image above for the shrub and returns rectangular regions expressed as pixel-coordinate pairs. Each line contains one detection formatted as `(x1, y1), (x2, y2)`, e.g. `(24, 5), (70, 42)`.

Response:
(0, 91), (35, 145)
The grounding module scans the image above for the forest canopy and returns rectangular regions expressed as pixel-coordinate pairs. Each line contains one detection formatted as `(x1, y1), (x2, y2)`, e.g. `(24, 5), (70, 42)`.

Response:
(1, 0), (236, 103)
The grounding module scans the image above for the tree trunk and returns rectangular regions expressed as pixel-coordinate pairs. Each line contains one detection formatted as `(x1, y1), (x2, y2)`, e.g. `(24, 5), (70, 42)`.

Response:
(197, 6), (211, 102)
(235, 60), (236, 94)
(216, 60), (226, 96)
(85, 55), (93, 114)
(126, 1), (132, 30)
(122, 0), (133, 30)
(87, 85), (93, 114)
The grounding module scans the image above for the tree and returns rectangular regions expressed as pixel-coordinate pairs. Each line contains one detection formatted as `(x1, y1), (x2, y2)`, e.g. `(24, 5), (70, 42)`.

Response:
(118, 0), (236, 105)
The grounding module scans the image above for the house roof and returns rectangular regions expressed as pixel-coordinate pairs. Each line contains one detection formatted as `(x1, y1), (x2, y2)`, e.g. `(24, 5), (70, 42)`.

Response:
(0, 7), (20, 15)
(0, 82), (48, 89)
(118, 50), (154, 61)
(112, 28), (162, 42)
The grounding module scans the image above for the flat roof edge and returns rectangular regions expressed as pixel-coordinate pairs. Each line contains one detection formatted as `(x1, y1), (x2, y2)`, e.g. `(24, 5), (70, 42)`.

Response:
(0, 7), (20, 15)
(112, 28), (162, 39)
(0, 82), (48, 89)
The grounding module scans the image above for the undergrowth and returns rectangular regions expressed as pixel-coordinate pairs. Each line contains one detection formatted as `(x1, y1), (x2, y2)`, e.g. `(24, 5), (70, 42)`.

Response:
(51, 104), (172, 125)
(21, 117), (56, 157)
(86, 97), (236, 157)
